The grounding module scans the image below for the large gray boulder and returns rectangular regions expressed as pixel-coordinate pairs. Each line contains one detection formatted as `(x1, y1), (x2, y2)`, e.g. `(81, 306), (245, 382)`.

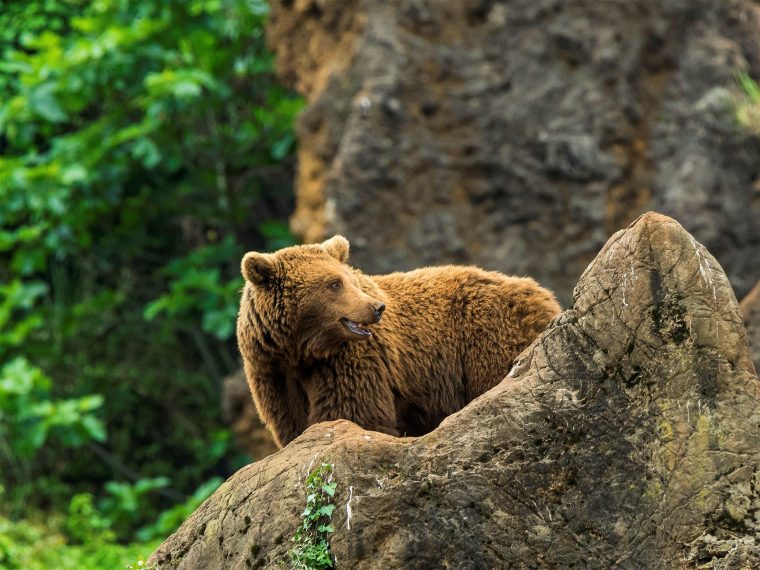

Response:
(149, 213), (759, 569)
(267, 0), (760, 305)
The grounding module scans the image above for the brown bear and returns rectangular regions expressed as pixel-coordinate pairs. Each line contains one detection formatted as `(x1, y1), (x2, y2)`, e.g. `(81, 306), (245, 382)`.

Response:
(236, 236), (561, 448)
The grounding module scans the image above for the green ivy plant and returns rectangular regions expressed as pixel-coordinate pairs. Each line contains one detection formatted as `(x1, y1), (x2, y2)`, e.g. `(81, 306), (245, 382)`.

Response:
(289, 463), (337, 570)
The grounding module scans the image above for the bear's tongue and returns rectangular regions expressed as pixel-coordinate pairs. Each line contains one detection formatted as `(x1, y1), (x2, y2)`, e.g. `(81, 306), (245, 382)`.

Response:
(341, 318), (372, 338)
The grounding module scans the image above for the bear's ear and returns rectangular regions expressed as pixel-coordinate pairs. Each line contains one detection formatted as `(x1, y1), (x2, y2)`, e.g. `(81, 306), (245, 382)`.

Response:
(321, 235), (350, 263)
(241, 252), (276, 285)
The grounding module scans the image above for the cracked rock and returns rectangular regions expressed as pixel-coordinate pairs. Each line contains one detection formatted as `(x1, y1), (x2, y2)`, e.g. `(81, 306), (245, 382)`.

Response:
(149, 213), (760, 569)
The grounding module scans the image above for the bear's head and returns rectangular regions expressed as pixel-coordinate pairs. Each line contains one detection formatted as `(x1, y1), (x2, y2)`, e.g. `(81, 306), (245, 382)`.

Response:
(240, 235), (386, 359)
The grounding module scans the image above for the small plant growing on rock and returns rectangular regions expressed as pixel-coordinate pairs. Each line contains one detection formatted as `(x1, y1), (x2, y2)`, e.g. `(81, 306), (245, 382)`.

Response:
(288, 463), (337, 569)
(738, 72), (760, 133)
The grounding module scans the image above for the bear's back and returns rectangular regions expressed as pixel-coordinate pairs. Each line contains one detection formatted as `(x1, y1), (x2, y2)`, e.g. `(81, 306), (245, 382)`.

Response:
(363, 265), (560, 434)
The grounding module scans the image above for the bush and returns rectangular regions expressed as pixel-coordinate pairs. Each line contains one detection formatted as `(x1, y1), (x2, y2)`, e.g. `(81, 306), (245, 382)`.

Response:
(0, 0), (300, 542)
(0, 512), (160, 570)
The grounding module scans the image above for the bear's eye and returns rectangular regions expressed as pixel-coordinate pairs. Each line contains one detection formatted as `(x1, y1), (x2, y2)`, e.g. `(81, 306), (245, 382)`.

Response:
(329, 280), (342, 291)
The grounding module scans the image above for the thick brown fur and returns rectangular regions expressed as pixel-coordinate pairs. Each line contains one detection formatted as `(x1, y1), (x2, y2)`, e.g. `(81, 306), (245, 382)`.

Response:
(236, 236), (561, 448)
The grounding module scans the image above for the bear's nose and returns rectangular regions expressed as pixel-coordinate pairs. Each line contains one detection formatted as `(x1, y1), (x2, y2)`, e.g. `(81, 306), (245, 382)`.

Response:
(373, 302), (386, 319)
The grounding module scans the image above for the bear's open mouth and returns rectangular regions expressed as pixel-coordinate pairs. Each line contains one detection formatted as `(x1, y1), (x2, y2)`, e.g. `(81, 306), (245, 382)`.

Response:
(341, 317), (372, 338)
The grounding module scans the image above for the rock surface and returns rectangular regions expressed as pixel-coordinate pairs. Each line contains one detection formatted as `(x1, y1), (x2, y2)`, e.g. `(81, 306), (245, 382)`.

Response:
(221, 370), (277, 461)
(149, 213), (759, 569)
(740, 279), (760, 376)
(267, 0), (760, 305)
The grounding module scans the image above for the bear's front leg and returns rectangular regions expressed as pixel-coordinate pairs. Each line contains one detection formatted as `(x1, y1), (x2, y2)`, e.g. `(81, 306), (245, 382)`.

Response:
(244, 359), (308, 448)
(305, 368), (400, 438)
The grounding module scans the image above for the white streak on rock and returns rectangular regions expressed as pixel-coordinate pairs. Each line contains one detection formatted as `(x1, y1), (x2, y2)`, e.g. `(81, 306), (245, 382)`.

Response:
(691, 237), (717, 304)
(346, 485), (354, 530)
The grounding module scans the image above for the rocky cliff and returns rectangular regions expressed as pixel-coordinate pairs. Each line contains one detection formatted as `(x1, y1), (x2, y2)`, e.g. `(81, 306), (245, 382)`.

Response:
(741, 279), (760, 375)
(149, 213), (760, 569)
(267, 0), (760, 305)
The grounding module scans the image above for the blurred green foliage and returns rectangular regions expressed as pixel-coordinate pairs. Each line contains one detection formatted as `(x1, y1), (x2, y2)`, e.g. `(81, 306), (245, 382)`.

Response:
(738, 72), (760, 133)
(0, 0), (300, 560)
(0, 356), (105, 459)
(0, 511), (161, 569)
(136, 476), (223, 542)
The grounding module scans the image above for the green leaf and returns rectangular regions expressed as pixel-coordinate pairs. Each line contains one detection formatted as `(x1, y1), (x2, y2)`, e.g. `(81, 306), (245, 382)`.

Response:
(80, 415), (107, 442)
(61, 164), (88, 184)
(132, 137), (161, 168)
(270, 132), (294, 160)
(739, 72), (760, 102)
(202, 306), (236, 340)
(249, 0), (270, 16)
(28, 82), (67, 123)
(77, 394), (105, 412)
(133, 477), (169, 494)
(143, 297), (169, 321)
(25, 422), (49, 455)
(0, 357), (50, 394)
